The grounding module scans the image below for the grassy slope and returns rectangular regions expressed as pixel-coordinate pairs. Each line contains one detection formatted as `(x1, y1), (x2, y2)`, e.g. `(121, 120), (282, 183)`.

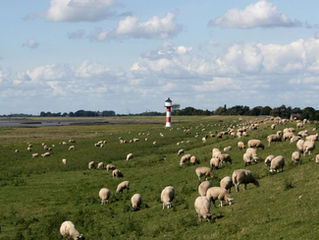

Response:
(0, 116), (319, 240)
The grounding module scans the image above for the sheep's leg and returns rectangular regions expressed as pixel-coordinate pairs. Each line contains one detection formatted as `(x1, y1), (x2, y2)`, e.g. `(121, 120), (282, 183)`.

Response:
(244, 184), (247, 190)
(213, 200), (217, 208)
(162, 203), (165, 210)
(235, 184), (239, 192)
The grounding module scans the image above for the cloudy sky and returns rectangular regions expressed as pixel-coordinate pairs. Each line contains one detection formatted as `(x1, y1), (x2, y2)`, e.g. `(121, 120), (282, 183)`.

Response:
(1, 0), (319, 114)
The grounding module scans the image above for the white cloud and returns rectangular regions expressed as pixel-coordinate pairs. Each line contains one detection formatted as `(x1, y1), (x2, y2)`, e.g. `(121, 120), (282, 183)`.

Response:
(209, 0), (301, 29)
(22, 39), (39, 49)
(75, 60), (110, 78)
(94, 12), (182, 41)
(194, 77), (238, 91)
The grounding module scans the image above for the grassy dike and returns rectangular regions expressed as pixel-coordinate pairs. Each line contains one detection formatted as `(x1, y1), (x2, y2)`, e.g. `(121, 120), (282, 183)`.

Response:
(0, 116), (319, 239)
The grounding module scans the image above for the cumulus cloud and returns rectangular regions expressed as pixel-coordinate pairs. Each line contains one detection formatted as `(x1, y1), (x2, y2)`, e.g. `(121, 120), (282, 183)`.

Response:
(209, 0), (301, 29)
(22, 39), (39, 49)
(93, 12), (182, 41)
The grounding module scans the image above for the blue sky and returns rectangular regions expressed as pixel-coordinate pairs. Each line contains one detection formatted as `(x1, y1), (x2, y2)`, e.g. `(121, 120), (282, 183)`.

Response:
(1, 0), (319, 114)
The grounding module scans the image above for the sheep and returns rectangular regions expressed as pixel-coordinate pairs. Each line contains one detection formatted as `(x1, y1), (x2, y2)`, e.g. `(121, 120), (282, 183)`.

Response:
(296, 139), (304, 152)
(15, 149), (19, 153)
(180, 154), (191, 166)
(194, 196), (211, 223)
(210, 157), (221, 169)
(220, 176), (233, 193)
(298, 130), (308, 138)
(97, 162), (104, 169)
(198, 181), (211, 196)
(247, 139), (265, 149)
(195, 167), (214, 181)
(282, 131), (294, 141)
(232, 169), (259, 192)
(245, 148), (258, 162)
(223, 146), (232, 152)
(131, 193), (142, 210)
(271, 124), (276, 130)
(306, 133), (318, 142)
(62, 158), (67, 165)
(206, 187), (233, 207)
(303, 140), (315, 155)
(99, 188), (111, 204)
(41, 152), (50, 157)
(297, 122), (304, 128)
(316, 154), (319, 163)
(116, 181), (130, 193)
(126, 153), (134, 161)
(88, 161), (95, 169)
(237, 141), (245, 150)
(68, 145), (75, 151)
(190, 155), (198, 165)
(106, 164), (116, 172)
(264, 155), (275, 167)
(217, 153), (232, 165)
(212, 148), (221, 158)
(267, 131), (282, 146)
(27, 146), (32, 152)
(243, 153), (253, 166)
(161, 186), (175, 209)
(177, 149), (184, 156)
(202, 136), (207, 143)
(291, 151), (301, 164)
(290, 135), (301, 143)
(32, 153), (39, 158)
(60, 221), (84, 240)
(270, 155), (285, 172)
(112, 169), (123, 178)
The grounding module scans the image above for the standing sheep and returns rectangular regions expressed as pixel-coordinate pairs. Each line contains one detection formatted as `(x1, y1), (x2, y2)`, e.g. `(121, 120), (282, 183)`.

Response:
(88, 161), (95, 169)
(296, 139), (304, 153)
(267, 131), (283, 146)
(32, 153), (39, 158)
(206, 187), (233, 207)
(237, 141), (245, 150)
(194, 196), (211, 223)
(99, 188), (111, 204)
(270, 155), (285, 173)
(247, 139), (264, 149)
(195, 167), (214, 181)
(116, 181), (130, 193)
(112, 169), (123, 178)
(210, 157), (221, 169)
(212, 148), (221, 158)
(220, 176), (233, 193)
(198, 181), (211, 196)
(232, 169), (259, 192)
(217, 153), (232, 165)
(303, 140), (315, 155)
(126, 153), (134, 161)
(223, 146), (232, 152)
(68, 145), (75, 151)
(190, 155), (198, 165)
(180, 154), (191, 166)
(131, 194), (142, 210)
(62, 158), (67, 165)
(161, 186), (175, 209)
(60, 221), (84, 240)
(97, 162), (104, 169)
(177, 149), (184, 156)
(291, 151), (301, 164)
(264, 155), (275, 167)
(106, 164), (116, 172)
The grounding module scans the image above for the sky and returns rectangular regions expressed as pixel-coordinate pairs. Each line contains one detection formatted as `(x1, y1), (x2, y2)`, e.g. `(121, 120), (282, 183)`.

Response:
(1, 0), (319, 114)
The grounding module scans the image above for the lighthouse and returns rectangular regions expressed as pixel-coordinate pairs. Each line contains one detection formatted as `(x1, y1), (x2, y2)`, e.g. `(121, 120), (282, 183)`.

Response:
(165, 98), (172, 127)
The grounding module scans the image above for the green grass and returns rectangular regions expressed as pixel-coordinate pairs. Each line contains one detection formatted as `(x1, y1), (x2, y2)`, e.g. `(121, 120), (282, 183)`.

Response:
(1, 116), (319, 239)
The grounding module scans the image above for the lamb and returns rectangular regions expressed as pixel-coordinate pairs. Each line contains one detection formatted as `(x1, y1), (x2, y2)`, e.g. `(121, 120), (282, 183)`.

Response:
(267, 131), (282, 146)
(106, 164), (116, 172)
(270, 155), (285, 172)
(303, 140), (315, 155)
(116, 181), (130, 193)
(220, 176), (233, 193)
(195, 167), (214, 181)
(264, 155), (275, 167)
(97, 162), (104, 169)
(237, 141), (245, 150)
(126, 153), (134, 161)
(180, 154), (191, 166)
(206, 187), (233, 207)
(291, 151), (301, 164)
(190, 155), (198, 165)
(232, 169), (259, 192)
(112, 169), (123, 178)
(194, 196), (211, 223)
(32, 153), (39, 158)
(210, 157), (221, 169)
(306, 133), (318, 142)
(99, 188), (111, 204)
(198, 181), (211, 196)
(161, 186), (175, 209)
(131, 193), (142, 210)
(223, 146), (232, 152)
(247, 139), (265, 149)
(60, 221), (84, 240)
(88, 161), (95, 169)
(62, 158), (67, 165)
(177, 149), (184, 156)
(296, 139), (304, 153)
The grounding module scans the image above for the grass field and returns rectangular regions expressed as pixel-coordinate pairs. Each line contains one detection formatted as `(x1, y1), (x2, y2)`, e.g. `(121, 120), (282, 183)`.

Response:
(1, 116), (319, 240)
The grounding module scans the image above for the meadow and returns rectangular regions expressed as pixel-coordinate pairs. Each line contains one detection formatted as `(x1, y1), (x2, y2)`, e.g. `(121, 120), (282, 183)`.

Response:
(1, 116), (319, 240)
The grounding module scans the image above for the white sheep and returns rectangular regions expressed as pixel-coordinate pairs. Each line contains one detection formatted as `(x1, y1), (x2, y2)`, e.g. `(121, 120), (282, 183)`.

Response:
(177, 149), (184, 156)
(41, 152), (50, 157)
(247, 139), (265, 149)
(32, 153), (39, 158)
(68, 145), (75, 151)
(116, 181), (130, 193)
(245, 148), (258, 163)
(291, 151), (301, 164)
(112, 169), (123, 178)
(206, 187), (233, 207)
(243, 153), (253, 166)
(126, 153), (134, 161)
(296, 139), (304, 153)
(194, 196), (211, 223)
(195, 167), (214, 181)
(237, 141), (245, 150)
(106, 164), (116, 172)
(298, 130), (308, 137)
(88, 161), (95, 169)
(97, 162), (104, 169)
(316, 154), (319, 163)
(210, 157), (221, 169)
(212, 148), (221, 158)
(303, 140), (315, 155)
(99, 188), (111, 204)
(232, 169), (259, 192)
(217, 153), (232, 164)
(62, 158), (67, 165)
(161, 186), (175, 209)
(264, 155), (275, 167)
(198, 181), (211, 196)
(131, 193), (142, 210)
(220, 176), (233, 193)
(267, 131), (282, 146)
(306, 133), (318, 142)
(290, 135), (301, 143)
(223, 146), (232, 152)
(60, 221), (84, 240)
(190, 155), (198, 165)
(270, 155), (285, 173)
(180, 154), (191, 166)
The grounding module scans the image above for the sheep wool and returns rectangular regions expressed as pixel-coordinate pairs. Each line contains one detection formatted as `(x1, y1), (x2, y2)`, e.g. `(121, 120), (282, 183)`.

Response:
(232, 169), (259, 192)
(116, 181), (130, 193)
(198, 181), (211, 196)
(131, 193), (142, 210)
(60, 221), (84, 240)
(206, 187), (233, 207)
(99, 188), (111, 204)
(161, 186), (175, 209)
(270, 155), (285, 173)
(220, 176), (233, 193)
(195, 167), (213, 181)
(194, 196), (211, 223)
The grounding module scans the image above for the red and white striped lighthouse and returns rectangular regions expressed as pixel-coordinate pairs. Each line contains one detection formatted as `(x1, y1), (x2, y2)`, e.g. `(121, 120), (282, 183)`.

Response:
(165, 98), (172, 127)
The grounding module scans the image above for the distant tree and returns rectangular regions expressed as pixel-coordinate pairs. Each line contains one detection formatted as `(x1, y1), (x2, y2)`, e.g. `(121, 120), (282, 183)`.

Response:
(260, 106), (272, 116)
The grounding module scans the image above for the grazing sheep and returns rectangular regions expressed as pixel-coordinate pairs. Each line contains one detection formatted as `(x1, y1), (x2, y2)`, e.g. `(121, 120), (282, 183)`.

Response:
(194, 196), (211, 223)
(217, 153), (232, 164)
(180, 154), (192, 166)
(60, 221), (84, 240)
(303, 140), (315, 155)
(291, 151), (301, 164)
(306, 133), (318, 142)
(243, 153), (253, 166)
(177, 149), (184, 156)
(195, 167), (214, 181)
(206, 187), (233, 207)
(106, 164), (116, 172)
(290, 135), (301, 143)
(237, 141), (245, 150)
(126, 153), (134, 161)
(247, 139), (265, 149)
(282, 131), (294, 141)
(97, 162), (104, 169)
(245, 148), (258, 162)
(210, 157), (221, 169)
(298, 130), (308, 138)
(198, 181), (211, 196)
(296, 139), (304, 153)
(223, 146), (232, 152)
(271, 124), (276, 130)
(112, 169), (123, 178)
(41, 152), (50, 157)
(270, 155), (285, 172)
(264, 155), (275, 167)
(161, 186), (175, 209)
(27, 146), (32, 152)
(212, 148), (221, 158)
(232, 169), (259, 192)
(131, 194), (142, 210)
(68, 145), (75, 151)
(99, 188), (111, 204)
(220, 176), (233, 193)
(297, 122), (304, 128)
(88, 161), (95, 169)
(15, 149), (19, 153)
(267, 131), (282, 146)
(116, 181), (130, 193)
(62, 158), (67, 165)
(32, 153), (39, 158)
